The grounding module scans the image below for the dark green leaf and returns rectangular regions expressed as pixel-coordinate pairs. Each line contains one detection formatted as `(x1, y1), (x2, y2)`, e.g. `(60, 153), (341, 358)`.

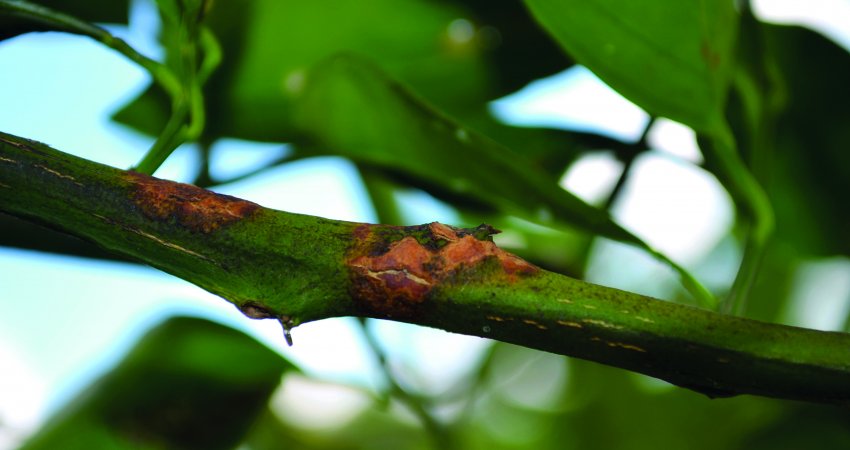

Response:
(524, 0), (738, 133)
(294, 54), (712, 305)
(115, 0), (493, 141)
(724, 16), (850, 259)
(762, 25), (850, 256)
(294, 53), (632, 242)
(466, 346), (850, 450)
(244, 401), (429, 450)
(21, 317), (290, 450)
(441, 0), (575, 97)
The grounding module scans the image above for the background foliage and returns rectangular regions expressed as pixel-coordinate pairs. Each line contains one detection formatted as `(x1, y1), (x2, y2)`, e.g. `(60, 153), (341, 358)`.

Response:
(2, 0), (850, 448)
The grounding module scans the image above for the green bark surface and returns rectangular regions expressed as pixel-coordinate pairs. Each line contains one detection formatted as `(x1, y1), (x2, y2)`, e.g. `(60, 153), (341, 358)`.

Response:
(1, 131), (848, 405)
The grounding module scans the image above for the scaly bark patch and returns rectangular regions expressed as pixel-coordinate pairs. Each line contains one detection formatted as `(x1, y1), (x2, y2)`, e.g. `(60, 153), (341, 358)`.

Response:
(348, 222), (538, 318)
(126, 172), (259, 233)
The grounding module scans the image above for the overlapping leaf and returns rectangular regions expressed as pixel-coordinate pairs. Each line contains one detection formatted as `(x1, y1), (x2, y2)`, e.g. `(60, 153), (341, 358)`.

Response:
(294, 53), (633, 242)
(524, 0), (738, 134)
(760, 25), (850, 256)
(115, 0), (493, 141)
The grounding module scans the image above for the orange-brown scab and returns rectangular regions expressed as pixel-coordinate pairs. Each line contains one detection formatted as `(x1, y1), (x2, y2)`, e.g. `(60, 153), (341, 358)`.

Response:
(348, 222), (538, 318)
(126, 172), (260, 233)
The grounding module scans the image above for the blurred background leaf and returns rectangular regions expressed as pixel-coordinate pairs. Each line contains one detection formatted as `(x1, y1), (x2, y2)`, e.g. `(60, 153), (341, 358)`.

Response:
(758, 24), (850, 258)
(723, 15), (850, 322)
(293, 53), (631, 240)
(114, 0), (493, 141)
(523, 0), (738, 133)
(20, 317), (291, 450)
(457, 345), (850, 450)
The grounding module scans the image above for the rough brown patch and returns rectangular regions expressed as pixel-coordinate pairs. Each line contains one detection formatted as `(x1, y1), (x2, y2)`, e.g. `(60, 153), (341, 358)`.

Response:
(126, 172), (259, 233)
(239, 301), (276, 319)
(348, 222), (538, 318)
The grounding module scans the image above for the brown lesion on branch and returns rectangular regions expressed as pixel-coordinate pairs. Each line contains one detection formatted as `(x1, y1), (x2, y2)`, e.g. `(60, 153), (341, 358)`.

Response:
(125, 172), (260, 233)
(347, 222), (538, 318)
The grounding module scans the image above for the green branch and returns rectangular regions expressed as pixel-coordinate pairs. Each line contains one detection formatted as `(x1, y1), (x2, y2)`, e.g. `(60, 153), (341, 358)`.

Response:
(1, 131), (848, 405)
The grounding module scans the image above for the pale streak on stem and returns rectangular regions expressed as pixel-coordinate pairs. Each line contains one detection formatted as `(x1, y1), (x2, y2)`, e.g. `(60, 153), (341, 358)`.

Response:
(132, 229), (212, 262)
(34, 164), (83, 186)
(360, 268), (432, 286)
(582, 319), (624, 330)
(91, 213), (213, 263)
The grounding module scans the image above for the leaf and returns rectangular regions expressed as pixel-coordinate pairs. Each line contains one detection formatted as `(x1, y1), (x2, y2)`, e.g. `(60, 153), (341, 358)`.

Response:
(524, 0), (738, 133)
(21, 317), (291, 450)
(449, 0), (576, 97)
(114, 0), (493, 142)
(760, 24), (850, 257)
(295, 53), (630, 240)
(552, 357), (847, 450)
(0, 0), (129, 41)
(294, 53), (713, 306)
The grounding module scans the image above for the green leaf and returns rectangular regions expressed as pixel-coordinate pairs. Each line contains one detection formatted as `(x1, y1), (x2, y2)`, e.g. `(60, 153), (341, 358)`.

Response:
(115, 0), (493, 142)
(552, 358), (848, 450)
(760, 25), (850, 257)
(449, 0), (576, 97)
(294, 53), (713, 307)
(21, 317), (290, 450)
(295, 53), (630, 240)
(524, 0), (738, 133)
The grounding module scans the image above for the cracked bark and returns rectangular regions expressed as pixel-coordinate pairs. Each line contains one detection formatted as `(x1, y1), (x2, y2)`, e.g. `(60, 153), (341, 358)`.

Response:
(1, 130), (849, 405)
